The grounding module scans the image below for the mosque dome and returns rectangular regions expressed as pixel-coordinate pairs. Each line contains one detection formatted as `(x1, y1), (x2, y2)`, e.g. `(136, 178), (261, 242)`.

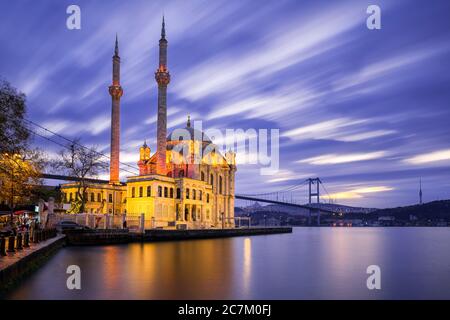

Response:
(167, 116), (212, 143)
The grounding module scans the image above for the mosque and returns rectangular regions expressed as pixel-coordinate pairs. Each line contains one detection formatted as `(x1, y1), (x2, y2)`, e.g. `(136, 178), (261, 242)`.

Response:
(61, 18), (237, 229)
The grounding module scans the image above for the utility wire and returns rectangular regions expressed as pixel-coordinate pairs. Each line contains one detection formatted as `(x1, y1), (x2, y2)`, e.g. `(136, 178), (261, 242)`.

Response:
(24, 118), (140, 173)
(25, 127), (138, 176)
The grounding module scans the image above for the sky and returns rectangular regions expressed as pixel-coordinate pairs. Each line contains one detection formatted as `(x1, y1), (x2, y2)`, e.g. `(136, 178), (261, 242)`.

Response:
(1, 0), (450, 208)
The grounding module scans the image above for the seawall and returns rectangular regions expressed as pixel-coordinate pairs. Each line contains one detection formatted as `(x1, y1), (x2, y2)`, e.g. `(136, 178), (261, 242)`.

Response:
(0, 235), (66, 292)
(65, 227), (293, 245)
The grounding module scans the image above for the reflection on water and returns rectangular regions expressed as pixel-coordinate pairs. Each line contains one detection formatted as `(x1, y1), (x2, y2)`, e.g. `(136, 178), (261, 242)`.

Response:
(242, 237), (252, 296)
(5, 228), (450, 299)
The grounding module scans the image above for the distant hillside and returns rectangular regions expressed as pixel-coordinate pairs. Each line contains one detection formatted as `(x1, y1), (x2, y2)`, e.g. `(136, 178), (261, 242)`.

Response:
(372, 200), (450, 220)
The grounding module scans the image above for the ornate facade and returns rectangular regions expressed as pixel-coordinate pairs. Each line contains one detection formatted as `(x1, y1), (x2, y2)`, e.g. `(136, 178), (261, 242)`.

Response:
(61, 18), (236, 229)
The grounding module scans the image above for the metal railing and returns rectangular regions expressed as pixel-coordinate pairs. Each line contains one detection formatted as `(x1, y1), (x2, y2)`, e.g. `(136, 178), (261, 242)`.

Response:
(0, 228), (57, 258)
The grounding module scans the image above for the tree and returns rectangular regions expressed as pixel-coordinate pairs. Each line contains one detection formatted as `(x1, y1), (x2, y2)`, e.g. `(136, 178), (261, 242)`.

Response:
(53, 139), (107, 213)
(0, 151), (43, 214)
(0, 79), (44, 220)
(0, 79), (30, 154)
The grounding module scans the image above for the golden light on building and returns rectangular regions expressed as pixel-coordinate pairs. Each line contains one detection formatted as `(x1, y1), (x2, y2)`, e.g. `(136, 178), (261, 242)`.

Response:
(60, 18), (237, 229)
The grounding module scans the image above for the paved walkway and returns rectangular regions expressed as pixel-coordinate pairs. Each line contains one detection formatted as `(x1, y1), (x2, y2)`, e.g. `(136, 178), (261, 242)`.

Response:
(0, 234), (66, 271)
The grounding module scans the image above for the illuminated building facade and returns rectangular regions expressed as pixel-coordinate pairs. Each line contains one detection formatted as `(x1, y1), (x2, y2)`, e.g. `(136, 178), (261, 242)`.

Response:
(61, 18), (236, 229)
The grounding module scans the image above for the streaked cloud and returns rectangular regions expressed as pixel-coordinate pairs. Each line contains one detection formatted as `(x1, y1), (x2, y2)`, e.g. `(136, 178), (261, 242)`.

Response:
(328, 186), (394, 200)
(404, 149), (450, 165)
(283, 118), (368, 141)
(298, 151), (387, 165)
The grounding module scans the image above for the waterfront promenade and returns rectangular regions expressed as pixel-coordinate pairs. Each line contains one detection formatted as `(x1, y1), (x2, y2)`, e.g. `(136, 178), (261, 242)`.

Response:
(0, 232), (65, 290)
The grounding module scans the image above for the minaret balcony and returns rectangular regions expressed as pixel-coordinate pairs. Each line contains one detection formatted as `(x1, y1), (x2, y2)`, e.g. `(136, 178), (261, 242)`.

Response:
(155, 71), (171, 86)
(109, 85), (123, 99)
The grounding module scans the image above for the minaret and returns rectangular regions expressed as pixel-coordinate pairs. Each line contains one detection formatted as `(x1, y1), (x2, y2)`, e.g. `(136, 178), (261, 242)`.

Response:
(419, 178), (423, 205)
(108, 34), (123, 184)
(155, 16), (170, 175)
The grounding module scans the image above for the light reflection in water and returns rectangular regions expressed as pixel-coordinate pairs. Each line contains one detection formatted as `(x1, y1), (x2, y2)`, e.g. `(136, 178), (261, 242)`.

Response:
(242, 237), (252, 296)
(5, 228), (450, 299)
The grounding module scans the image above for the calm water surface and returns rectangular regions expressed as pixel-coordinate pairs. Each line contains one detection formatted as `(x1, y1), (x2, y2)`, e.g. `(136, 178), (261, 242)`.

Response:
(5, 227), (450, 299)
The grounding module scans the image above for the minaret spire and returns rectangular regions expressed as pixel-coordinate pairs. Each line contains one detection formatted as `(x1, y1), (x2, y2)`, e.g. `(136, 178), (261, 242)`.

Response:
(161, 15), (166, 39)
(114, 33), (119, 56)
(109, 35), (123, 184)
(155, 16), (170, 175)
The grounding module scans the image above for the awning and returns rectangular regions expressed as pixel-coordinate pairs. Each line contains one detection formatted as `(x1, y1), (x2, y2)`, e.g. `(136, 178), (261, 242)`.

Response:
(13, 210), (34, 215)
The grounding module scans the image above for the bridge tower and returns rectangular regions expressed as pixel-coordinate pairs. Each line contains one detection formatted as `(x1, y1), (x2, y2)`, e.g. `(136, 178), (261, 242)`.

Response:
(308, 178), (321, 226)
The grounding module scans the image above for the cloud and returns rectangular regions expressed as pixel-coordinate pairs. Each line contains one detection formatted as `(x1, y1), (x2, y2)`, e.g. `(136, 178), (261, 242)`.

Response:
(266, 170), (314, 183)
(175, 2), (362, 101)
(41, 114), (110, 137)
(328, 186), (394, 200)
(334, 130), (396, 142)
(332, 46), (448, 93)
(207, 88), (322, 121)
(283, 118), (368, 140)
(404, 149), (450, 165)
(298, 151), (387, 165)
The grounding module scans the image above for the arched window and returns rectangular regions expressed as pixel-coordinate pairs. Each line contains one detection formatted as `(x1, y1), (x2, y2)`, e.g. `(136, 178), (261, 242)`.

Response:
(131, 187), (135, 198)
(201, 171), (205, 181)
(206, 193), (210, 203)
(186, 188), (190, 199)
(193, 190), (196, 200)
(199, 190), (203, 201)
(210, 174), (214, 189)
(219, 176), (223, 194)
(158, 186), (162, 197)
(109, 194), (113, 203)
(176, 188), (181, 199)
(139, 186), (143, 197)
(70, 193), (73, 201)
(90, 193), (95, 202)
(179, 170), (185, 177)
(97, 193), (101, 202)
(164, 187), (168, 198)
(147, 186), (151, 197)
(170, 188), (174, 198)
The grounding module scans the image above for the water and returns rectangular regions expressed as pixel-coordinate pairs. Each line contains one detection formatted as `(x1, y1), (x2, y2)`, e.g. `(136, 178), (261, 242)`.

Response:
(5, 227), (450, 299)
